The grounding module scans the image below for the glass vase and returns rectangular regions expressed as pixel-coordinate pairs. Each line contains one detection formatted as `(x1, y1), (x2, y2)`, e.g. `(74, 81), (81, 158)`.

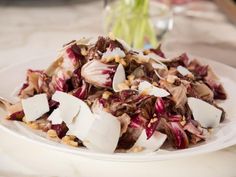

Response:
(104, 0), (173, 49)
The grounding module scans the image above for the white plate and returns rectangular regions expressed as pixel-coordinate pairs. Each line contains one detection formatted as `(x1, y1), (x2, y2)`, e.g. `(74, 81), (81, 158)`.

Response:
(0, 55), (236, 162)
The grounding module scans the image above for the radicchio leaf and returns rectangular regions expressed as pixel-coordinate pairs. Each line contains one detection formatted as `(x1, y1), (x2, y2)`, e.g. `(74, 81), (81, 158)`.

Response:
(8, 111), (25, 121)
(71, 81), (88, 100)
(167, 53), (189, 68)
(117, 113), (131, 136)
(19, 69), (44, 98)
(205, 79), (226, 100)
(170, 122), (189, 149)
(118, 127), (143, 149)
(167, 114), (182, 122)
(184, 121), (207, 139)
(149, 45), (166, 58)
(51, 122), (69, 139)
(71, 68), (82, 89)
(155, 97), (166, 115)
(130, 114), (147, 129)
(188, 60), (208, 79)
(81, 60), (116, 88)
(146, 117), (159, 139)
(48, 99), (59, 113)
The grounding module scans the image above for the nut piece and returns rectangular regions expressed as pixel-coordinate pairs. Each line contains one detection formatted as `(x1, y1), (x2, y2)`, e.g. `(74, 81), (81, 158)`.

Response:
(102, 91), (112, 99)
(167, 75), (178, 84)
(127, 74), (135, 83)
(27, 122), (39, 129)
(61, 135), (79, 147)
(118, 82), (129, 90)
(129, 146), (145, 153)
(47, 129), (58, 138)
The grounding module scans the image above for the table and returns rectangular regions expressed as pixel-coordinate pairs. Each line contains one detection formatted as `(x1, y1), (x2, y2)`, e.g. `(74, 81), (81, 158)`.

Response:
(0, 0), (236, 176)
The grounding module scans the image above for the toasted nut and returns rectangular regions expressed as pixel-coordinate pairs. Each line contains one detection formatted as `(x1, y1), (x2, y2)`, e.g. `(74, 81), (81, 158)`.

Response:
(102, 91), (112, 99)
(62, 135), (70, 141)
(61, 135), (78, 147)
(124, 80), (130, 85)
(22, 116), (27, 123)
(109, 32), (115, 40)
(47, 129), (58, 138)
(180, 116), (186, 126)
(81, 48), (88, 56)
(152, 81), (158, 87)
(120, 59), (127, 66)
(27, 122), (39, 129)
(115, 56), (120, 63)
(130, 146), (145, 153)
(167, 75), (178, 84)
(101, 57), (113, 63)
(187, 73), (194, 79)
(131, 85), (138, 90)
(68, 141), (79, 147)
(143, 50), (151, 55)
(118, 82), (129, 90)
(180, 120), (186, 126)
(127, 75), (135, 83)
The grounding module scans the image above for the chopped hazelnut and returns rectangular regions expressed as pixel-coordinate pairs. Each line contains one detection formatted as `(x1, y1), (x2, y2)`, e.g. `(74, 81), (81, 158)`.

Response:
(130, 146), (145, 153)
(102, 91), (112, 99)
(61, 135), (79, 147)
(167, 75), (178, 84)
(47, 129), (58, 138)
(27, 122), (39, 129)
(118, 82), (129, 90)
(127, 74), (135, 83)
(120, 59), (127, 66)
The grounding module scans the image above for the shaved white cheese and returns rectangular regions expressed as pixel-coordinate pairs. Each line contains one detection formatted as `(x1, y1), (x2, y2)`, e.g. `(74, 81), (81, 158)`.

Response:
(52, 91), (94, 140)
(177, 66), (192, 76)
(187, 97), (222, 128)
(132, 130), (167, 152)
(66, 102), (94, 141)
(47, 108), (63, 125)
(112, 64), (126, 92)
(138, 81), (170, 97)
(83, 111), (121, 153)
(102, 47), (125, 60)
(22, 94), (49, 122)
(52, 91), (81, 125)
(149, 60), (167, 70)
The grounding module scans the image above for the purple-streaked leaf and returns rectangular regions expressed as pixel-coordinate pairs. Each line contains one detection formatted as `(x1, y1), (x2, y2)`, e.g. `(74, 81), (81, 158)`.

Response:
(170, 122), (189, 149)
(130, 114), (147, 129)
(81, 60), (116, 88)
(72, 81), (88, 100)
(150, 45), (166, 58)
(155, 97), (165, 115)
(51, 122), (69, 139)
(145, 117), (160, 139)
(205, 79), (226, 100)
(8, 111), (25, 121)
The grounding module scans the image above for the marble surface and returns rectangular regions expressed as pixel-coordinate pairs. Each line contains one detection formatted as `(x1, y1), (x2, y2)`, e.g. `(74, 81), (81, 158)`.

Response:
(0, 0), (236, 176)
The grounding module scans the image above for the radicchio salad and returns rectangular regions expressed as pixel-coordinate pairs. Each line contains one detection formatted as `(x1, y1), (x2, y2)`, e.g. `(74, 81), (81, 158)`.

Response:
(0, 36), (227, 153)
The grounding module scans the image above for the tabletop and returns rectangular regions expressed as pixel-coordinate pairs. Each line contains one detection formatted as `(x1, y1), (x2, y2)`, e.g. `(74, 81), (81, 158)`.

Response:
(0, 0), (236, 177)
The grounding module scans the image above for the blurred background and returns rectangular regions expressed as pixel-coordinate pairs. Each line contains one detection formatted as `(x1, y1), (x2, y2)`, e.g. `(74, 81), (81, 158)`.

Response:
(0, 0), (235, 66)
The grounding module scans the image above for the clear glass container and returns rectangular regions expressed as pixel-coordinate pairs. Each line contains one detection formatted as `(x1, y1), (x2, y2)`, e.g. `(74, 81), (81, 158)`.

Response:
(104, 0), (173, 49)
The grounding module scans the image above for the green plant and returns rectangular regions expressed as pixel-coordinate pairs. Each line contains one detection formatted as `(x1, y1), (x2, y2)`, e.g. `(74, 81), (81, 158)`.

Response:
(105, 0), (158, 49)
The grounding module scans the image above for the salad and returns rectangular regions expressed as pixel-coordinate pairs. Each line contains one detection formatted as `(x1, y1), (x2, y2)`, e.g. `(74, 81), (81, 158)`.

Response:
(0, 36), (227, 153)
